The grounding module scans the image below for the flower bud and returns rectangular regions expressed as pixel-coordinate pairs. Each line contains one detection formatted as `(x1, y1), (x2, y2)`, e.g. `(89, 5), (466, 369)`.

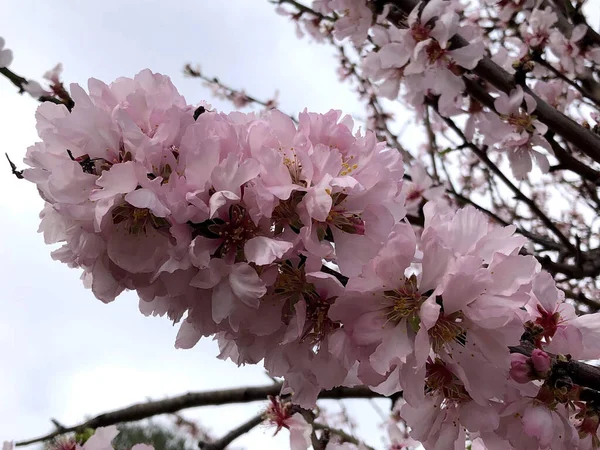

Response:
(531, 349), (551, 375)
(510, 353), (532, 383)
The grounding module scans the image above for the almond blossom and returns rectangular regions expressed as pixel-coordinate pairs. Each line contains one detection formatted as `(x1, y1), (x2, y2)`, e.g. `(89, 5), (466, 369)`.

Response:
(0, 37), (13, 68)
(480, 86), (553, 179)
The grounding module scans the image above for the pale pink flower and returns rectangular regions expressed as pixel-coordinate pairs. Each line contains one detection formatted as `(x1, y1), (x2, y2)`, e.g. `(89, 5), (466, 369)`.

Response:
(264, 396), (313, 450)
(519, 7), (557, 48)
(549, 25), (588, 75)
(481, 86), (553, 179)
(530, 349), (551, 374)
(82, 426), (119, 450)
(328, 0), (373, 45)
(402, 162), (446, 215)
(0, 37), (13, 68)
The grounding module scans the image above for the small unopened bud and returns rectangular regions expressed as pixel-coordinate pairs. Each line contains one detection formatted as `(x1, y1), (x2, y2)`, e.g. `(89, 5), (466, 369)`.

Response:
(522, 60), (535, 72)
(510, 353), (533, 383)
(531, 349), (552, 375)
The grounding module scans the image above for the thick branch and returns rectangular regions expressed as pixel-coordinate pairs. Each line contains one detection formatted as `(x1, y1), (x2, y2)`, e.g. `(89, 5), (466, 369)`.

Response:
(15, 384), (381, 446)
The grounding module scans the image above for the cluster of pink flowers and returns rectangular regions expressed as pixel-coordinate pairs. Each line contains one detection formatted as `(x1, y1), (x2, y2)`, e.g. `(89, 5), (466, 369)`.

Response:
(363, 0), (485, 116)
(284, 0), (600, 182)
(22, 68), (600, 449)
(24, 68), (405, 401)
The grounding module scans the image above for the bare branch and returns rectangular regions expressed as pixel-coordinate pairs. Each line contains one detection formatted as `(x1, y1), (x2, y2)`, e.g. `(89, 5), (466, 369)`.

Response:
(313, 423), (376, 450)
(15, 384), (383, 447)
(198, 414), (264, 450)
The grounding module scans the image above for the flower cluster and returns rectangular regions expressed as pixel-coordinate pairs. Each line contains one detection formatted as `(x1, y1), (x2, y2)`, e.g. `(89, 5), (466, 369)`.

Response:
(363, 0), (485, 116)
(283, 0), (600, 182)
(21, 67), (600, 449)
(24, 69), (405, 405)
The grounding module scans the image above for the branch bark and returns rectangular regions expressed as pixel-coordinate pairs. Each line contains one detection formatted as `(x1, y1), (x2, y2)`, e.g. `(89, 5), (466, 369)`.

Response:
(198, 414), (264, 450)
(15, 384), (382, 447)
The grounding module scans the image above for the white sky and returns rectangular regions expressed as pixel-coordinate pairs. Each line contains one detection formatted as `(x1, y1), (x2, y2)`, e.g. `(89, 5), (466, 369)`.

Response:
(3, 2), (599, 449)
(0, 1), (390, 448)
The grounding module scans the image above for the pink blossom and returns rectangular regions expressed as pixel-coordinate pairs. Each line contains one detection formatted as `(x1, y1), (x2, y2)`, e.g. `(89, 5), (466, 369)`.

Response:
(519, 7), (557, 48)
(549, 25), (588, 75)
(482, 87), (552, 179)
(82, 426), (119, 450)
(264, 396), (313, 450)
(530, 349), (551, 374)
(0, 37), (13, 68)
(509, 353), (533, 383)
(402, 162), (446, 215)
(328, 0), (373, 46)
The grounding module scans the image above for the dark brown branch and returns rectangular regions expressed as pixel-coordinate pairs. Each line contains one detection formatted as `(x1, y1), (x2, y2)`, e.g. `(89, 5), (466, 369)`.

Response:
(510, 342), (600, 393)
(198, 414), (264, 450)
(5, 153), (24, 179)
(15, 384), (382, 447)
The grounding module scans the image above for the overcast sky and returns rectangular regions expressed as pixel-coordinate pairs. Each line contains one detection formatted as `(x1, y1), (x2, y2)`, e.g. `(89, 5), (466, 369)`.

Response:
(0, 1), (391, 449)
(3, 2), (599, 449)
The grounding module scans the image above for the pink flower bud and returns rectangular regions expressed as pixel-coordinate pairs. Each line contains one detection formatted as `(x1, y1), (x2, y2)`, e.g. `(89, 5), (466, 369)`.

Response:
(510, 353), (532, 383)
(531, 349), (552, 375)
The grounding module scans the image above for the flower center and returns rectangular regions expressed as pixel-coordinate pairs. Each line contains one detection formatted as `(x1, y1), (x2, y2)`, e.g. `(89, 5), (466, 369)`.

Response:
(426, 40), (448, 64)
(301, 293), (341, 346)
(322, 192), (365, 236)
(383, 275), (423, 327)
(411, 23), (432, 42)
(112, 203), (170, 235)
(503, 112), (535, 133)
(428, 312), (466, 353)
(426, 359), (471, 403)
(210, 204), (258, 260)
(272, 191), (306, 233)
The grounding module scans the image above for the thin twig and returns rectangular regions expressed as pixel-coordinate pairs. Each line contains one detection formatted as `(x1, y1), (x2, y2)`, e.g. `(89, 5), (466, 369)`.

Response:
(313, 423), (376, 450)
(198, 414), (264, 450)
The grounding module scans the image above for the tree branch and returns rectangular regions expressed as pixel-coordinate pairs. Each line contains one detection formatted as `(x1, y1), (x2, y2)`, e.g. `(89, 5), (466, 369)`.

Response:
(0, 67), (74, 110)
(198, 414), (264, 450)
(15, 384), (382, 447)
(313, 423), (375, 450)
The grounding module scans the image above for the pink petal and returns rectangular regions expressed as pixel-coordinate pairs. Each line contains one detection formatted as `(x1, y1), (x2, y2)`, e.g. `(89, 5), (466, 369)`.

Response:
(229, 263), (267, 308)
(244, 236), (293, 266)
